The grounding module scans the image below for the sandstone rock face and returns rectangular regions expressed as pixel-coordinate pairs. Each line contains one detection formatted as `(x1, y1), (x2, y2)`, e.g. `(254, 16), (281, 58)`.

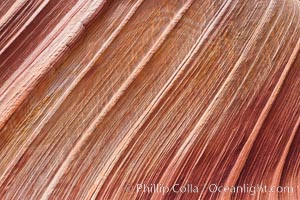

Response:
(0, 0), (299, 199)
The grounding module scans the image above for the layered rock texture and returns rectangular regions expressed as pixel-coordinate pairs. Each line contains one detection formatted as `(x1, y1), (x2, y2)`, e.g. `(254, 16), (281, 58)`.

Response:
(0, 0), (299, 199)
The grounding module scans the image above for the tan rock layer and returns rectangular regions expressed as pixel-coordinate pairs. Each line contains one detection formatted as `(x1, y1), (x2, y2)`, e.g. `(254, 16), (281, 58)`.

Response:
(0, 0), (299, 199)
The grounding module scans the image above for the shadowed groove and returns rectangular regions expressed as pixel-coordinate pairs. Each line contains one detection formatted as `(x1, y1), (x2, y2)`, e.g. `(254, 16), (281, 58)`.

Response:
(0, 0), (137, 189)
(96, 0), (276, 199)
(91, 0), (235, 198)
(0, 0), (299, 199)
(154, 0), (299, 199)
(0, 0), (107, 187)
(0, 0), (91, 131)
(41, 1), (195, 199)
(156, 0), (277, 190)
(223, 24), (300, 200)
